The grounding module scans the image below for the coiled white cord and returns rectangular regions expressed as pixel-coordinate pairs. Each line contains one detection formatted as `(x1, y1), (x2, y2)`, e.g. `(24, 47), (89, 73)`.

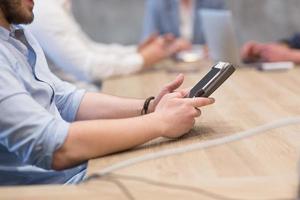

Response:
(85, 117), (300, 180)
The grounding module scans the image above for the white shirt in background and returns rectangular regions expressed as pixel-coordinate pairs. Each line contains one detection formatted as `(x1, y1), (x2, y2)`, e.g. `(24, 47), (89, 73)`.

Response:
(28, 0), (144, 87)
(179, 0), (195, 41)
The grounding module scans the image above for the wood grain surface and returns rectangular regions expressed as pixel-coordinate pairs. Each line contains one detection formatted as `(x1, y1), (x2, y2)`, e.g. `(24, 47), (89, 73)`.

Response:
(1, 61), (300, 200)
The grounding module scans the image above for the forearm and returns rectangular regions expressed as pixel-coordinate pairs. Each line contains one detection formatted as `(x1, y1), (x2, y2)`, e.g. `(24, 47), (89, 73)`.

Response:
(76, 92), (145, 120)
(88, 52), (144, 80)
(52, 113), (161, 170)
(91, 42), (138, 55)
(53, 90), (215, 170)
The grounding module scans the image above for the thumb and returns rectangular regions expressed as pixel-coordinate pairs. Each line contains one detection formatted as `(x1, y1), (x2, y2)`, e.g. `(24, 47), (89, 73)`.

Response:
(164, 74), (184, 92)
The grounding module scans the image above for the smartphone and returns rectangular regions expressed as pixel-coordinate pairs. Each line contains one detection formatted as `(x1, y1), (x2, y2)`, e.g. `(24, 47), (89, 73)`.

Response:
(188, 62), (236, 98)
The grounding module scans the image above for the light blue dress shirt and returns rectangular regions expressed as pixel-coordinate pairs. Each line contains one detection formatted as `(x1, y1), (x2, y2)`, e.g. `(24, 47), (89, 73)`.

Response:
(142, 0), (225, 44)
(0, 25), (87, 185)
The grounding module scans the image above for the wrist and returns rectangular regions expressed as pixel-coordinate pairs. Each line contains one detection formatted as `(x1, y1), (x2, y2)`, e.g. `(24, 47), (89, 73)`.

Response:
(148, 99), (156, 113)
(140, 51), (151, 68)
(141, 96), (155, 115)
(146, 112), (166, 138)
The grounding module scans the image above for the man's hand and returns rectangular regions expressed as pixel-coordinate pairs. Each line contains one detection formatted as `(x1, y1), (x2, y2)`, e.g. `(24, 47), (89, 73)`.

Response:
(138, 33), (158, 52)
(139, 34), (193, 68)
(167, 38), (192, 53)
(139, 35), (174, 67)
(259, 44), (299, 62)
(241, 41), (298, 63)
(148, 74), (185, 113)
(154, 92), (215, 138)
(241, 41), (264, 62)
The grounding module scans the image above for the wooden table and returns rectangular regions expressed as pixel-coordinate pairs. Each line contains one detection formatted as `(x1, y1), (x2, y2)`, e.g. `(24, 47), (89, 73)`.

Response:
(1, 61), (300, 200)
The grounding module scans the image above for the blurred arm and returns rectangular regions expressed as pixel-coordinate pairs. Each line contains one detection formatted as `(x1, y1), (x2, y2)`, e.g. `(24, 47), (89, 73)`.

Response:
(28, 0), (144, 81)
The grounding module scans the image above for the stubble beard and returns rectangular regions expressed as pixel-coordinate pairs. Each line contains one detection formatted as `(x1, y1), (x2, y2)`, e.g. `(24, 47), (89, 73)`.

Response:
(0, 0), (34, 25)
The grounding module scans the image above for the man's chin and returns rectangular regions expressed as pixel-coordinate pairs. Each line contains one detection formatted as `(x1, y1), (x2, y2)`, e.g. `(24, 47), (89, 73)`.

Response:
(11, 14), (34, 24)
(22, 14), (34, 24)
(23, 8), (34, 22)
(20, 8), (34, 23)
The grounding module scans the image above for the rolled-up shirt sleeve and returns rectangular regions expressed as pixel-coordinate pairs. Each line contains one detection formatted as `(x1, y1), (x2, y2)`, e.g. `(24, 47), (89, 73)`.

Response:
(0, 65), (70, 170)
(51, 74), (86, 122)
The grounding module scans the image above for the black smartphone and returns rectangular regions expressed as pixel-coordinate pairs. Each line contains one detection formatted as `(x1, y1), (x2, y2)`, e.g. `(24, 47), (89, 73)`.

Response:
(188, 62), (236, 98)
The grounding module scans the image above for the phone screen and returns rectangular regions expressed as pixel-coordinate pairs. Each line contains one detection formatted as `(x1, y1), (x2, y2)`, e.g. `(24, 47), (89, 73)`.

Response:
(189, 67), (221, 98)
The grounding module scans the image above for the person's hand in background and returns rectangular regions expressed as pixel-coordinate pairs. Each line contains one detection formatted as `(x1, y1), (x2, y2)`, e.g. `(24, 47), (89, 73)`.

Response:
(167, 37), (192, 53)
(259, 43), (300, 63)
(241, 41), (300, 63)
(139, 34), (175, 67)
(241, 41), (264, 62)
(138, 34), (193, 68)
(138, 33), (158, 52)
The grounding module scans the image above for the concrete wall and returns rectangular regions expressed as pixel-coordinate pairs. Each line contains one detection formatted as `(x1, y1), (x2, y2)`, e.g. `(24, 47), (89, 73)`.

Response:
(72, 0), (145, 45)
(72, 0), (300, 45)
(228, 0), (300, 44)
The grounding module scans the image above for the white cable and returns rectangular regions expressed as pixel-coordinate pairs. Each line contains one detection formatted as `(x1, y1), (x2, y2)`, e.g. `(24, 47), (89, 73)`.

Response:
(85, 117), (300, 180)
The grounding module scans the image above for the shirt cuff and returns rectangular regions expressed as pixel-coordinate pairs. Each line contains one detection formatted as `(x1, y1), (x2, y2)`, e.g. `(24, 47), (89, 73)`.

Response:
(126, 45), (139, 53)
(64, 89), (86, 122)
(37, 119), (70, 170)
(120, 53), (144, 74)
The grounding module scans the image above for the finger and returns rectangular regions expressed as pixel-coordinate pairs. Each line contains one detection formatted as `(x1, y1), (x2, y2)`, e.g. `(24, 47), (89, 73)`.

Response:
(252, 43), (266, 55)
(166, 91), (185, 99)
(157, 36), (166, 45)
(193, 107), (202, 117)
(188, 97), (215, 107)
(167, 39), (192, 54)
(177, 87), (192, 97)
(163, 33), (175, 43)
(166, 43), (180, 55)
(260, 49), (274, 62)
(139, 33), (158, 49)
(242, 41), (263, 61)
(176, 38), (192, 50)
(164, 74), (184, 92)
(179, 90), (189, 98)
(241, 42), (254, 59)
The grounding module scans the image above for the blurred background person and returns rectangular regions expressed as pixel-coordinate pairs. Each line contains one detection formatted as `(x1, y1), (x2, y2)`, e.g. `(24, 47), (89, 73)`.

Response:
(28, 0), (181, 90)
(241, 33), (300, 64)
(142, 0), (225, 51)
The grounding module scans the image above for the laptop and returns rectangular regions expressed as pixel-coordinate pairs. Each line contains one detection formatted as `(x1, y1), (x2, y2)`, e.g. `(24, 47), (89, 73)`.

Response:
(199, 9), (241, 66)
(199, 9), (295, 71)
